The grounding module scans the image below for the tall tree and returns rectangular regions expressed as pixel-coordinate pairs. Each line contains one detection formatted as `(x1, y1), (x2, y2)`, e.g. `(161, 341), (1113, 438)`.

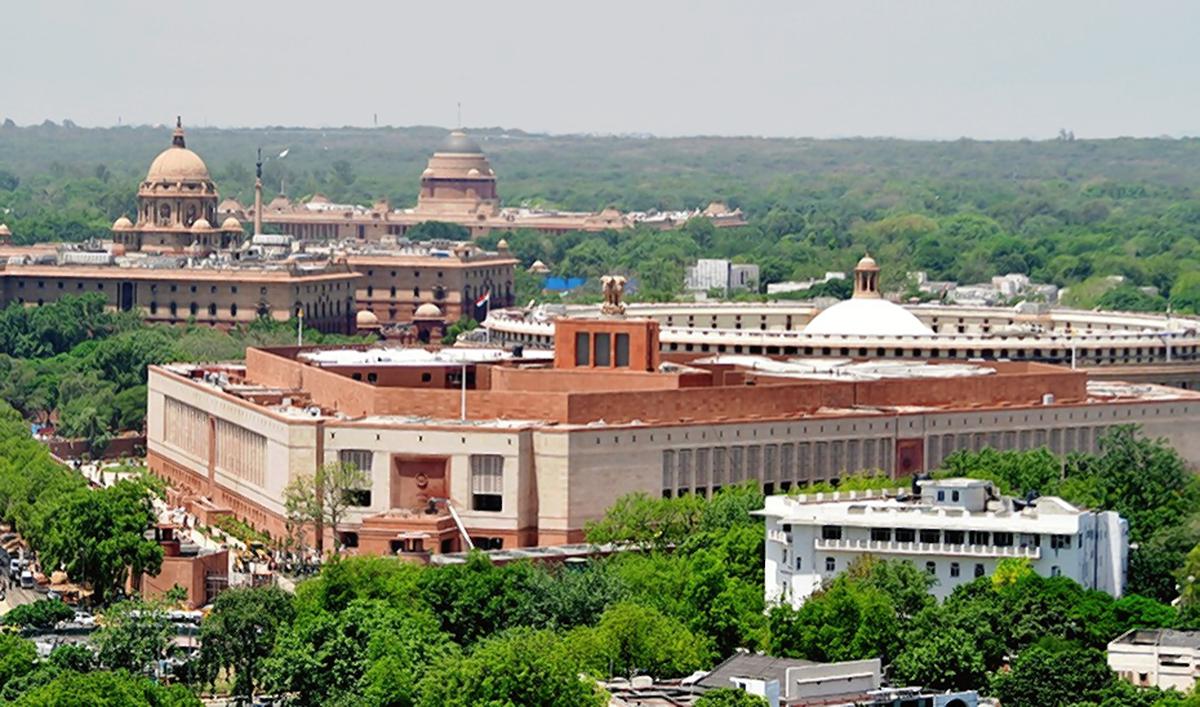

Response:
(199, 586), (295, 700)
(93, 600), (172, 675)
(36, 479), (162, 604)
(283, 460), (370, 555)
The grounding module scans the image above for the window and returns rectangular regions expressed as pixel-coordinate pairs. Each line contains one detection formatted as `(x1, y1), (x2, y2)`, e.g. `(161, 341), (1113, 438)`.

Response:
(992, 532), (1014, 547)
(149, 301), (158, 315)
(615, 333), (630, 367)
(575, 332), (590, 366)
(338, 531), (359, 548)
(951, 490), (960, 502)
(366, 372), (378, 384)
(470, 454), (503, 512)
(595, 333), (611, 366)
(189, 302), (198, 316)
(936, 490), (945, 501)
(944, 530), (965, 545)
(975, 563), (986, 578)
(230, 303), (238, 317)
(343, 489), (371, 507)
(825, 557), (836, 572)
(950, 562), (960, 578)
(338, 449), (373, 474)
(925, 561), (936, 575)
(795, 556), (802, 571)
(1051, 534), (1071, 549)
(821, 525), (842, 540)
(968, 530), (989, 545)
(919, 529), (940, 544)
(208, 303), (217, 316)
(895, 528), (915, 543)
(1051, 565), (1061, 577)
(870, 527), (892, 542)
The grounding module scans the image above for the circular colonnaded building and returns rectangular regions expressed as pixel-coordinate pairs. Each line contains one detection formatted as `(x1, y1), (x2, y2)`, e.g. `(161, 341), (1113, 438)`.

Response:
(482, 256), (1200, 389)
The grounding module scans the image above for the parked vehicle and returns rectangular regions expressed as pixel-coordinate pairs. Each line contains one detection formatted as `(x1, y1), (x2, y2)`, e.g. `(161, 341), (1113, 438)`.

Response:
(20, 570), (35, 589)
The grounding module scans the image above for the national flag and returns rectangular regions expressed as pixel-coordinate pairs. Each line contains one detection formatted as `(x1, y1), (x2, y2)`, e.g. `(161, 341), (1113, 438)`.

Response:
(475, 290), (491, 307)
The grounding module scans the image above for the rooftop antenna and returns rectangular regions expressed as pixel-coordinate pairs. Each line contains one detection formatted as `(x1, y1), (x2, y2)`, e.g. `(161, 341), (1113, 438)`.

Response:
(254, 147), (264, 236)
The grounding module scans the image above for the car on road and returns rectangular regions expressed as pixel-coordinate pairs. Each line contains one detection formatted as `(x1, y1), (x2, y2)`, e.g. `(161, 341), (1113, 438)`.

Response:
(9, 558), (21, 579)
(19, 570), (34, 589)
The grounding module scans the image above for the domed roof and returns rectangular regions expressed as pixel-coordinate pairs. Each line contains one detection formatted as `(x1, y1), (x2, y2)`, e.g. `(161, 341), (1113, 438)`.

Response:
(528, 259), (550, 273)
(414, 303), (444, 319)
(0, 224), (10, 237)
(147, 147), (211, 182)
(146, 119), (210, 183)
(190, 218), (213, 231)
(496, 238), (509, 250)
(112, 216), (134, 230)
(439, 130), (482, 154)
(355, 310), (381, 328)
(856, 254), (879, 271)
(221, 216), (243, 231)
(804, 298), (933, 337)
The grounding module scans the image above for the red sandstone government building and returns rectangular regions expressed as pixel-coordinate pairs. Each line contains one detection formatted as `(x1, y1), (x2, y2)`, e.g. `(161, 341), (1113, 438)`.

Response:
(146, 289), (1200, 556)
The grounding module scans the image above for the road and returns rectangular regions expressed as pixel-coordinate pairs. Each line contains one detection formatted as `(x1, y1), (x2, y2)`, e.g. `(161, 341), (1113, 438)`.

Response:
(0, 583), (44, 616)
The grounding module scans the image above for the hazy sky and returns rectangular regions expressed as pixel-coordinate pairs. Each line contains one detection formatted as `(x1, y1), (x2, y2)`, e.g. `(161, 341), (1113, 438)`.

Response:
(7, 0), (1199, 139)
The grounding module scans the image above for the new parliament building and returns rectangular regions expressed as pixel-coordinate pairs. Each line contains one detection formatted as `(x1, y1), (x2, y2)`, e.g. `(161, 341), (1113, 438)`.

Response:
(146, 264), (1200, 556)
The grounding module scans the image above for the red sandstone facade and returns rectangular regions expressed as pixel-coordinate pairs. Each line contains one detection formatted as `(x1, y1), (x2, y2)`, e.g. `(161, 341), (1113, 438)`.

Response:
(145, 316), (1200, 558)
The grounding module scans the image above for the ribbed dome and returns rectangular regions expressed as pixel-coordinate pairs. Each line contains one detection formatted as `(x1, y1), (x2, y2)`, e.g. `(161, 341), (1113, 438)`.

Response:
(439, 130), (482, 154)
(112, 216), (134, 230)
(804, 298), (933, 337)
(147, 146), (211, 182)
(414, 303), (444, 319)
(190, 218), (213, 231)
(221, 216), (243, 231)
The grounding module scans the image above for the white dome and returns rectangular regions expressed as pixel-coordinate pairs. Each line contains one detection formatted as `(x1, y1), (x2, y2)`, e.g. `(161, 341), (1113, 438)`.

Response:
(804, 298), (933, 337)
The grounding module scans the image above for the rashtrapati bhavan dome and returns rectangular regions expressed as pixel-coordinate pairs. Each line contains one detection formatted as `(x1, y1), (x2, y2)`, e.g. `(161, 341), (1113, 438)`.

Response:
(219, 129), (747, 240)
(112, 117), (244, 252)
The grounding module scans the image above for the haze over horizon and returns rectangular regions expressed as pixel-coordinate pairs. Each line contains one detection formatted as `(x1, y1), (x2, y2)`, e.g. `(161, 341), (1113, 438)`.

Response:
(7, 0), (1200, 140)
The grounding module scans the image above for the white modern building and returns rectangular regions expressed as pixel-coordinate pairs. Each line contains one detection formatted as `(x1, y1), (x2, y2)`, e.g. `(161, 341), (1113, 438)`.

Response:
(760, 477), (1128, 606)
(1108, 629), (1200, 692)
(686, 258), (759, 294)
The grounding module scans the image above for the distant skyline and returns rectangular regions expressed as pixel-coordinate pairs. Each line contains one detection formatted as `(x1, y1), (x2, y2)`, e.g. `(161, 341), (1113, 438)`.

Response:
(7, 0), (1200, 140)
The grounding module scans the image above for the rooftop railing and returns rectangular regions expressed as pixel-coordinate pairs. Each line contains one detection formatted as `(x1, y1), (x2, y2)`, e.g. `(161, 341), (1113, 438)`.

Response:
(814, 537), (1041, 559)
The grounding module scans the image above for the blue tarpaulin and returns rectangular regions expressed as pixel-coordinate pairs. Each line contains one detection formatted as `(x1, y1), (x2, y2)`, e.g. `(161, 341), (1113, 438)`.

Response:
(542, 276), (586, 292)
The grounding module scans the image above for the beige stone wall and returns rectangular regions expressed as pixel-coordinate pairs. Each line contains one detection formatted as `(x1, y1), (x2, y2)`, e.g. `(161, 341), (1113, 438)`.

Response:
(0, 270), (357, 334)
(149, 364), (1200, 549)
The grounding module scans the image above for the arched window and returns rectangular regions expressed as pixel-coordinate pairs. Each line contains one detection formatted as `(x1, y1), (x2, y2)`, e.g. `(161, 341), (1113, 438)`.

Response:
(230, 303), (238, 317)
(149, 301), (158, 315)
(170, 302), (178, 317)
(208, 303), (217, 317)
(367, 285), (374, 297)
(413, 286), (420, 297)
(190, 302), (198, 316)
(390, 286), (397, 298)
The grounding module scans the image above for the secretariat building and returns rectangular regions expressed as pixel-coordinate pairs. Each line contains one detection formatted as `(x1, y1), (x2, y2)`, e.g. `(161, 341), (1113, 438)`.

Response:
(0, 120), (517, 333)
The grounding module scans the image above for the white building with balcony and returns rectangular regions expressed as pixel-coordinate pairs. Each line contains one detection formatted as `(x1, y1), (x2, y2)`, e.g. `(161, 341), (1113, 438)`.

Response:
(759, 478), (1127, 607)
